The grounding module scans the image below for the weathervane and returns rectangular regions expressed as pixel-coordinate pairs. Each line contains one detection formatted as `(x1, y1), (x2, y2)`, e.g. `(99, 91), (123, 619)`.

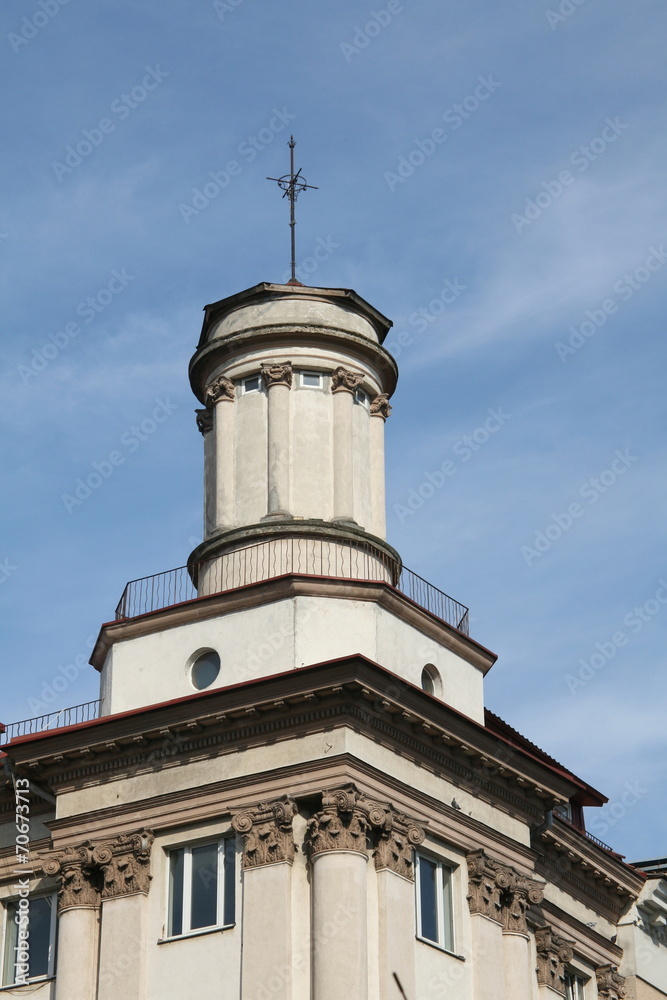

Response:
(267, 136), (318, 283)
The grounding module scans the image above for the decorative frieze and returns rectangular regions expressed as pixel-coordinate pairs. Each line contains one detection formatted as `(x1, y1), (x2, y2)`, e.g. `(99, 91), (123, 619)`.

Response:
(370, 806), (425, 881)
(370, 393), (392, 419)
(331, 366), (364, 394)
(260, 361), (293, 388)
(195, 407), (213, 434)
(306, 787), (370, 857)
(596, 965), (627, 1000)
(232, 797), (298, 868)
(466, 849), (544, 933)
(41, 830), (154, 909)
(42, 845), (100, 911)
(535, 924), (575, 995)
(205, 375), (235, 404)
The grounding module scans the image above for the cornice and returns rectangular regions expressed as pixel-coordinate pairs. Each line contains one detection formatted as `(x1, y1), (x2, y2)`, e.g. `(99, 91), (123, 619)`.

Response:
(540, 898), (624, 966)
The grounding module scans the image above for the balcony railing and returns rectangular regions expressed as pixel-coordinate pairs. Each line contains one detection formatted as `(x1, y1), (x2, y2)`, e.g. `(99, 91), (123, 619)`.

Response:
(1, 700), (101, 745)
(114, 537), (470, 635)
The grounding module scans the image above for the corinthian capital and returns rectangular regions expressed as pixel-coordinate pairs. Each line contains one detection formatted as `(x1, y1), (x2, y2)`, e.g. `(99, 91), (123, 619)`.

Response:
(41, 845), (100, 911)
(370, 393), (392, 419)
(368, 805), (425, 881)
(331, 366), (364, 393)
(535, 925), (575, 995)
(596, 965), (627, 1000)
(260, 361), (293, 388)
(205, 375), (235, 405)
(502, 871), (544, 934)
(232, 797), (298, 868)
(466, 849), (513, 923)
(306, 787), (371, 858)
(195, 408), (213, 435)
(92, 830), (154, 899)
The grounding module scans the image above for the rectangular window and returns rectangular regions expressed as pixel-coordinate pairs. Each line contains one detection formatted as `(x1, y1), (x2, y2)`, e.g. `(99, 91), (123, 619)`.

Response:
(242, 375), (261, 394)
(354, 388), (369, 408)
(300, 371), (322, 388)
(565, 972), (587, 1000)
(2, 894), (56, 986)
(416, 853), (455, 952)
(167, 839), (235, 938)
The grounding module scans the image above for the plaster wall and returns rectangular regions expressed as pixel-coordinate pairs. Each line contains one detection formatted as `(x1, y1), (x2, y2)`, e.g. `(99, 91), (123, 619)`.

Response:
(208, 296), (381, 344)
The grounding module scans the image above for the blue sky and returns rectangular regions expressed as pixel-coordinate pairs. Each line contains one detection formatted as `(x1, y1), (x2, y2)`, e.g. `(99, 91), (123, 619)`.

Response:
(1, 0), (665, 861)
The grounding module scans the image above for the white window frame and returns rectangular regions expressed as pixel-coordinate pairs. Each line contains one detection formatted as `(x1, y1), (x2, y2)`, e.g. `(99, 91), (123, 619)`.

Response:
(415, 852), (456, 953)
(1, 892), (57, 987)
(299, 371), (323, 389)
(241, 375), (262, 395)
(166, 838), (235, 940)
(565, 970), (587, 1000)
(354, 387), (369, 408)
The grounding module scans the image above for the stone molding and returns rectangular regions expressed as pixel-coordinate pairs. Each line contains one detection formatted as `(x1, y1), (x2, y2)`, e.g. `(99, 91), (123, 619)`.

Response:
(370, 393), (392, 420)
(306, 787), (371, 858)
(369, 805), (425, 881)
(41, 830), (154, 910)
(232, 796), (298, 868)
(195, 408), (213, 435)
(466, 849), (544, 932)
(596, 965), (626, 1000)
(535, 924), (575, 995)
(205, 375), (235, 405)
(260, 361), (293, 388)
(331, 366), (364, 394)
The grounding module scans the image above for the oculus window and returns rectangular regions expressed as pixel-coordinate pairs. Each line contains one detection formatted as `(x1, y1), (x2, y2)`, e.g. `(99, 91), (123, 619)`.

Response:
(167, 839), (236, 938)
(190, 650), (221, 691)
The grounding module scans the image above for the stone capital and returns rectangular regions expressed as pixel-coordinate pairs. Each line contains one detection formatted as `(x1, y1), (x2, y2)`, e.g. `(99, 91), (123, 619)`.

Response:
(466, 849), (514, 923)
(260, 361), (293, 389)
(41, 845), (101, 911)
(306, 786), (371, 858)
(596, 965), (627, 1000)
(195, 407), (213, 435)
(370, 393), (392, 420)
(331, 366), (364, 394)
(92, 830), (154, 899)
(502, 871), (544, 934)
(368, 805), (425, 881)
(205, 375), (235, 405)
(232, 796), (298, 868)
(535, 924), (575, 995)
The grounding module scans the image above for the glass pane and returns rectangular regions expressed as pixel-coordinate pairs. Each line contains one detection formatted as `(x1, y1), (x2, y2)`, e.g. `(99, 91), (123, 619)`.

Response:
(244, 377), (260, 393)
(2, 897), (53, 984)
(3, 902), (17, 986)
(169, 849), (184, 937)
(191, 844), (218, 929)
(223, 838), (236, 925)
(191, 652), (220, 690)
(441, 866), (454, 951)
(303, 373), (320, 386)
(418, 857), (439, 942)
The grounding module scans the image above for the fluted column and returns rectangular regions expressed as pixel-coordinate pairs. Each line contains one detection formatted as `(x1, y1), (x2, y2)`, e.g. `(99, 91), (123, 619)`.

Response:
(261, 362), (292, 518)
(369, 393), (391, 538)
(205, 375), (236, 530)
(535, 925), (575, 998)
(307, 788), (370, 1000)
(196, 407), (215, 536)
(331, 367), (364, 523)
(94, 830), (154, 1000)
(42, 846), (101, 1000)
(232, 797), (298, 1000)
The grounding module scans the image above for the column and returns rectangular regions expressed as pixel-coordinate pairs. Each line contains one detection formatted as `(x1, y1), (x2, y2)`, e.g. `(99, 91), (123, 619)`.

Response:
(466, 851), (510, 1000)
(205, 375), (236, 530)
(502, 871), (544, 1000)
(42, 846), (101, 1000)
(195, 407), (215, 536)
(369, 393), (391, 539)
(94, 831), (154, 1000)
(371, 805), (425, 1000)
(306, 788), (370, 1000)
(232, 797), (298, 1000)
(261, 362), (293, 518)
(535, 924), (575, 999)
(331, 366), (364, 523)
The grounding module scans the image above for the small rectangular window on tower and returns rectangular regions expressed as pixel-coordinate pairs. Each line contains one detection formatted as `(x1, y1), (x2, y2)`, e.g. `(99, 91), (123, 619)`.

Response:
(300, 371), (322, 388)
(167, 838), (236, 938)
(415, 853), (455, 952)
(242, 375), (262, 394)
(355, 388), (369, 408)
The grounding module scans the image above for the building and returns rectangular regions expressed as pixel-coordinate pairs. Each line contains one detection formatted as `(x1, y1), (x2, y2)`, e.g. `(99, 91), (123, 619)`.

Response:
(0, 280), (659, 1000)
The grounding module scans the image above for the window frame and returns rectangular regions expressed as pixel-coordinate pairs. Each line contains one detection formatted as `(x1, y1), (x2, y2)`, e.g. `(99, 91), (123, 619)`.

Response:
(354, 387), (369, 408)
(1, 892), (57, 987)
(299, 371), (323, 389)
(165, 837), (235, 941)
(415, 851), (456, 954)
(565, 970), (587, 1000)
(241, 375), (262, 395)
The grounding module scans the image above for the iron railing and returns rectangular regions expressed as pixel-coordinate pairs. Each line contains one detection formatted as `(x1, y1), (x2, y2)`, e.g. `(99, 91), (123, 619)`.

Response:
(114, 537), (470, 635)
(554, 814), (615, 854)
(1, 700), (101, 745)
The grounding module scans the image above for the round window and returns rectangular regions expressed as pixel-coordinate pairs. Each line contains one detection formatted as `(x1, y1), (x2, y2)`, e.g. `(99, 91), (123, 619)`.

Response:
(421, 664), (440, 697)
(190, 650), (221, 690)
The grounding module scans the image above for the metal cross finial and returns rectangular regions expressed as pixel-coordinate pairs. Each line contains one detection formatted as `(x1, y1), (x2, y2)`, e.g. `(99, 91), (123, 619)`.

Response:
(267, 136), (318, 283)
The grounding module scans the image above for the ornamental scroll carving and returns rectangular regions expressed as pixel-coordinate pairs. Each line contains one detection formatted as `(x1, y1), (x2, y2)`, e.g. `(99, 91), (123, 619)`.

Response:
(370, 393), (392, 420)
(369, 805), (425, 881)
(596, 965), (627, 1000)
(195, 408), (213, 435)
(260, 361), (293, 388)
(232, 797), (298, 868)
(535, 925), (575, 995)
(205, 375), (235, 405)
(306, 787), (370, 857)
(331, 366), (364, 394)
(466, 849), (544, 933)
(41, 830), (154, 910)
